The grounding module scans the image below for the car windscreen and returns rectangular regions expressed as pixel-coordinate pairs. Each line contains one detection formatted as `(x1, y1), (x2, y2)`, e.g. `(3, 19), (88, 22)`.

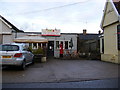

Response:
(0, 45), (19, 51)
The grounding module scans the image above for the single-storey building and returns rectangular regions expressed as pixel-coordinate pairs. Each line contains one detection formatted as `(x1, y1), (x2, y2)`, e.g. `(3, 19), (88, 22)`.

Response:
(16, 30), (78, 58)
(100, 0), (120, 64)
(44, 32), (78, 58)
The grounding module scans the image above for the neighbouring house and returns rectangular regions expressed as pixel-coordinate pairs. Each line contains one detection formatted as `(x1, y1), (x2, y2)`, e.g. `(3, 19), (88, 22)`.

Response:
(100, 0), (120, 64)
(78, 29), (101, 59)
(0, 15), (23, 44)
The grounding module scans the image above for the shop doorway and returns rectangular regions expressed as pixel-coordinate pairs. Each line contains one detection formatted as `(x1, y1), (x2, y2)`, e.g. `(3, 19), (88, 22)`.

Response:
(47, 41), (54, 57)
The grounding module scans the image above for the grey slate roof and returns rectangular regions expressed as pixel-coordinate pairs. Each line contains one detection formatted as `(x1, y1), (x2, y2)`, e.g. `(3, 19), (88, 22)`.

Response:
(79, 34), (100, 40)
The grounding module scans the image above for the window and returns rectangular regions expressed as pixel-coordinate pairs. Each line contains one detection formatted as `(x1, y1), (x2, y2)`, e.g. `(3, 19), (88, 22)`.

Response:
(23, 45), (29, 51)
(0, 45), (19, 51)
(32, 43), (37, 49)
(65, 41), (68, 49)
(56, 41), (59, 49)
(56, 41), (69, 49)
(102, 38), (104, 53)
(38, 43), (42, 48)
(42, 43), (46, 47)
(29, 43), (32, 47)
(117, 25), (120, 50)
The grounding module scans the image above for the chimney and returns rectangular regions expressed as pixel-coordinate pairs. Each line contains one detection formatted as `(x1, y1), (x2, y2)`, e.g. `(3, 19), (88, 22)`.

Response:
(98, 30), (101, 34)
(83, 29), (87, 35)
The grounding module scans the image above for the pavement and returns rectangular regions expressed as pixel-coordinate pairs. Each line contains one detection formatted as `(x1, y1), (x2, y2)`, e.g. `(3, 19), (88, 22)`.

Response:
(2, 59), (119, 83)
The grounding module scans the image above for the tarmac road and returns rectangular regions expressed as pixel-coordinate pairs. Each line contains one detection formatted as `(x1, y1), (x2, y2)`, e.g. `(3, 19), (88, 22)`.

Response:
(2, 78), (119, 88)
(2, 59), (119, 83)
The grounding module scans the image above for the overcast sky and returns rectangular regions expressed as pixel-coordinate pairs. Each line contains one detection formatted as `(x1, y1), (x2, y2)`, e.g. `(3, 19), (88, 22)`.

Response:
(0, 0), (106, 33)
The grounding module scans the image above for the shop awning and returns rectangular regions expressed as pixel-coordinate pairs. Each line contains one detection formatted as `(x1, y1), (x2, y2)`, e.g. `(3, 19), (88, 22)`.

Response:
(14, 34), (48, 43)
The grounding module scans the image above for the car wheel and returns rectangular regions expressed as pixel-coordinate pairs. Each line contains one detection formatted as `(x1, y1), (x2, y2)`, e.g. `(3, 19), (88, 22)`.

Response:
(20, 60), (26, 70)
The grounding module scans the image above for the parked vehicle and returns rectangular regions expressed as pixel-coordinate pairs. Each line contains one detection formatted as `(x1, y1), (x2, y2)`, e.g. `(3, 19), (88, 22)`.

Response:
(0, 43), (34, 70)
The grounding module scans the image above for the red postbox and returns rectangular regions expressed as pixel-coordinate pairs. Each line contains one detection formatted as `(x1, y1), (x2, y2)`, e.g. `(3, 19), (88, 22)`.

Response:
(60, 42), (63, 58)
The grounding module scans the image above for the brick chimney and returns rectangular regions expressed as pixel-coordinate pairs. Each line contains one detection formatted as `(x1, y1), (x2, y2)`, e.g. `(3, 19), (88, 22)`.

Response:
(83, 29), (87, 35)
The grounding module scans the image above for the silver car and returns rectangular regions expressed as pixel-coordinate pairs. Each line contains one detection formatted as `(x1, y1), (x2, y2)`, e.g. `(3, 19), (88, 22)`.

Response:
(0, 43), (34, 70)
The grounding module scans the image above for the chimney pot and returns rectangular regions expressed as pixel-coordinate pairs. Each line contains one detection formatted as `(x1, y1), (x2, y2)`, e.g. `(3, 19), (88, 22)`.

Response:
(98, 30), (101, 34)
(83, 29), (87, 35)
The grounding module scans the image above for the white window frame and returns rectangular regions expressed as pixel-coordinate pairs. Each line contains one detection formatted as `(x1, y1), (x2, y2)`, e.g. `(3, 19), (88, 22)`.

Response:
(56, 40), (71, 50)
(32, 43), (38, 49)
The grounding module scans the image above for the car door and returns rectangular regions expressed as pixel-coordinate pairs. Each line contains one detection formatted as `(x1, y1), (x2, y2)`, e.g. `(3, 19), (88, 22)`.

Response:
(25, 48), (33, 63)
(22, 45), (30, 63)
(22, 45), (33, 63)
(28, 51), (34, 62)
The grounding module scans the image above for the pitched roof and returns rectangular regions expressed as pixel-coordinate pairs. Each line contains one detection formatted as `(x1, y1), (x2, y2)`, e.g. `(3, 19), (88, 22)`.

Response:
(0, 15), (23, 32)
(100, 0), (120, 29)
(113, 0), (120, 14)
(79, 34), (99, 40)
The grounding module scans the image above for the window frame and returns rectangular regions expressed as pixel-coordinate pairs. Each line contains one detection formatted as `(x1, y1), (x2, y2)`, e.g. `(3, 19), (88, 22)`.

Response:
(56, 40), (71, 50)
(0, 45), (19, 51)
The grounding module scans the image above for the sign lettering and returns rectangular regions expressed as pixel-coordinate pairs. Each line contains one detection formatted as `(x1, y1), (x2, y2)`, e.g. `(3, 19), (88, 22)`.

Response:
(41, 29), (61, 36)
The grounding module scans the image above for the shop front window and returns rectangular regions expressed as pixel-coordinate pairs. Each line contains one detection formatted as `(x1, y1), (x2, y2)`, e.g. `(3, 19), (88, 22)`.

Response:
(56, 41), (59, 49)
(65, 41), (68, 49)
(56, 41), (69, 50)
(29, 43), (32, 47)
(32, 43), (37, 49)
(38, 43), (42, 48)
